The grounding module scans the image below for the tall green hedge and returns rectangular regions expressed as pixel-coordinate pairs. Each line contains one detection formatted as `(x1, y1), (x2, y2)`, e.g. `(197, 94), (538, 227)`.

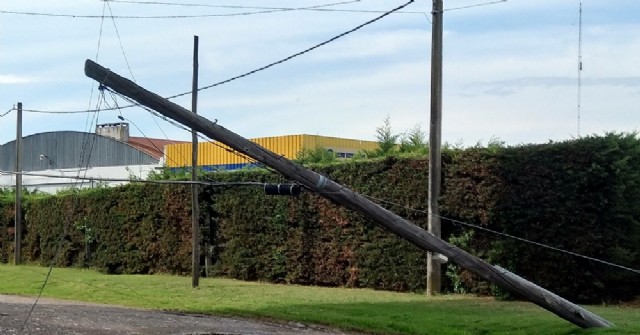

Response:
(3, 133), (639, 303)
(0, 196), (14, 263)
(207, 158), (432, 291)
(22, 184), (194, 274)
(442, 133), (640, 302)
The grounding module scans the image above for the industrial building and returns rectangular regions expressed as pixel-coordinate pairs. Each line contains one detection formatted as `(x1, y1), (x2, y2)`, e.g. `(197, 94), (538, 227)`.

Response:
(0, 123), (185, 193)
(1, 121), (380, 192)
(164, 134), (379, 171)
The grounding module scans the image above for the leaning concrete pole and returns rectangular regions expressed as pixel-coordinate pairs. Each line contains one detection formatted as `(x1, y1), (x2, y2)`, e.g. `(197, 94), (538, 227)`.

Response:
(84, 59), (612, 329)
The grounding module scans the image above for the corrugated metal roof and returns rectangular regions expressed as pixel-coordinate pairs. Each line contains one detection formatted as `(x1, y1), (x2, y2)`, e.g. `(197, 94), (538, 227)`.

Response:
(0, 131), (159, 172)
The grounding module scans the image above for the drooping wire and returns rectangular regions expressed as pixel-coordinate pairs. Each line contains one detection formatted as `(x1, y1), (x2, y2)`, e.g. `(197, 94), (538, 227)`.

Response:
(102, 0), (362, 10)
(16, 0), (415, 115)
(20, 9), (106, 326)
(102, 0), (428, 14)
(167, 0), (416, 99)
(444, 0), (508, 12)
(104, 0), (506, 14)
(19, 5), (107, 329)
(2, 170), (266, 187)
(0, 1), (365, 19)
(359, 194), (640, 275)
(107, 88), (269, 170)
(105, 91), (186, 168)
(105, 1), (136, 82)
(93, 82), (640, 277)
(0, 107), (14, 118)
(0, 9), (287, 19)
(19, 103), (102, 333)
(101, 3), (176, 158)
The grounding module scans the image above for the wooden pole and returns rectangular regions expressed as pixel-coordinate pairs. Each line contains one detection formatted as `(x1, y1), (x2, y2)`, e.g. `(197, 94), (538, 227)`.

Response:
(427, 0), (444, 296)
(84, 59), (613, 328)
(14, 102), (23, 265)
(191, 35), (200, 288)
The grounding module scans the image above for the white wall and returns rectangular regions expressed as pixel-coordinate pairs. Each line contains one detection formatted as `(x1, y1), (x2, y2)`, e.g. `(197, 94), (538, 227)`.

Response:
(0, 164), (161, 194)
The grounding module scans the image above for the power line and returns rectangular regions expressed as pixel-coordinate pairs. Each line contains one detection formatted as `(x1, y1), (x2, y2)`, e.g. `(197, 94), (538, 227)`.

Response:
(439, 215), (640, 275)
(0, 1), (365, 19)
(105, 1), (136, 82)
(361, 194), (640, 276)
(103, 0), (506, 14)
(96, 4), (185, 167)
(102, 0), (425, 15)
(0, 9), (284, 19)
(103, 0), (362, 10)
(168, 0), (416, 99)
(11, 0), (415, 115)
(0, 108), (14, 117)
(445, 0), (507, 12)
(2, 170), (266, 187)
(106, 87), (268, 169)
(41, 17), (111, 333)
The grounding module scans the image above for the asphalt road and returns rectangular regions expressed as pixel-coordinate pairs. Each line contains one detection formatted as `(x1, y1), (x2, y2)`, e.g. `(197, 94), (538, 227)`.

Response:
(0, 295), (356, 335)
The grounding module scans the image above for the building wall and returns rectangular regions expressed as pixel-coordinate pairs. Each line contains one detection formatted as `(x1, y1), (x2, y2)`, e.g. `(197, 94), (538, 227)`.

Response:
(0, 131), (161, 194)
(0, 164), (161, 194)
(164, 134), (379, 170)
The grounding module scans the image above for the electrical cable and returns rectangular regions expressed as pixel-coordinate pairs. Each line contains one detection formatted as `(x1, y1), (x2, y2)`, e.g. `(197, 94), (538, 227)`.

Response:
(358, 194), (640, 275)
(106, 87), (271, 171)
(444, 0), (507, 12)
(439, 214), (640, 275)
(102, 0), (362, 10)
(0, 1), (364, 19)
(99, 5), (184, 164)
(16, 0), (414, 115)
(0, 9), (286, 19)
(0, 107), (14, 118)
(167, 0), (415, 99)
(113, 112), (185, 168)
(19, 76), (106, 335)
(105, 1), (137, 82)
(103, 0), (506, 14)
(1, 170), (265, 187)
(102, 0), (427, 14)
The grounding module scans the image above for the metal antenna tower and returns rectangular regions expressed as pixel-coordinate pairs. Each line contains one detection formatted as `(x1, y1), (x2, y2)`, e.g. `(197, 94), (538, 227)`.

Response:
(577, 1), (583, 137)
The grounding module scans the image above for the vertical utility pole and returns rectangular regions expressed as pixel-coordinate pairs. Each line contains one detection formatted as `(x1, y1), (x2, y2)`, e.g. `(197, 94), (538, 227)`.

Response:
(191, 35), (200, 288)
(14, 102), (23, 265)
(427, 0), (443, 296)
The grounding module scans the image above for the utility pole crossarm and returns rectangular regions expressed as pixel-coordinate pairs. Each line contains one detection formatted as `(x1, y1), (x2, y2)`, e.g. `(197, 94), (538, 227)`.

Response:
(84, 59), (612, 329)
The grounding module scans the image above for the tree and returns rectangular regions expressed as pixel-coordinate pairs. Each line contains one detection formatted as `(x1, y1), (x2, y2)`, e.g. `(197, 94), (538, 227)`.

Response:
(375, 115), (400, 156)
(295, 146), (337, 165)
(400, 123), (428, 155)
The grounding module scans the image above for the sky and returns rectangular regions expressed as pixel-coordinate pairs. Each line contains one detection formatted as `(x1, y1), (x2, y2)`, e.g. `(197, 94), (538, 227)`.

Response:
(0, 0), (639, 147)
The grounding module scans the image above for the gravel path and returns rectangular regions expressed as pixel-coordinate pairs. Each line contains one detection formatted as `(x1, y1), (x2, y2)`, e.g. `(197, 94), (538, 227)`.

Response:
(0, 295), (358, 335)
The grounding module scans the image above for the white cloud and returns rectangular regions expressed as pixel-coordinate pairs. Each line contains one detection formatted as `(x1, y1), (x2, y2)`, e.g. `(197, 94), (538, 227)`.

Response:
(0, 74), (38, 84)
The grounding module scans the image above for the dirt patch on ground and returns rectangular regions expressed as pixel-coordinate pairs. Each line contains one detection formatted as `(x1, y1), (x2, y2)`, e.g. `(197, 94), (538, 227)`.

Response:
(0, 295), (359, 335)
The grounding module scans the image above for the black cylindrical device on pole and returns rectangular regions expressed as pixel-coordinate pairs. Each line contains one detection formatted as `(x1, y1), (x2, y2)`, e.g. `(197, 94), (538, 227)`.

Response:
(264, 183), (301, 196)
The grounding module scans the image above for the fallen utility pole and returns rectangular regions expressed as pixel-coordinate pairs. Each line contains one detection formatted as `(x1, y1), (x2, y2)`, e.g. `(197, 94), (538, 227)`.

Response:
(84, 59), (612, 329)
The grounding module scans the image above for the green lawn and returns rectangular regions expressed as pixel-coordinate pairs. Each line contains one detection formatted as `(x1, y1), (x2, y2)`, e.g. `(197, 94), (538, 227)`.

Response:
(0, 264), (638, 335)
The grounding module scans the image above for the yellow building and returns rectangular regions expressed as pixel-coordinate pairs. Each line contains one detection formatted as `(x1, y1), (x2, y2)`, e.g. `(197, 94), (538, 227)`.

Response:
(164, 134), (378, 171)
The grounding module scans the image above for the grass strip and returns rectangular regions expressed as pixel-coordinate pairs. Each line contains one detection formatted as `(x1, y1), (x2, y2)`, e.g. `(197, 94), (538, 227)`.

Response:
(0, 264), (638, 335)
